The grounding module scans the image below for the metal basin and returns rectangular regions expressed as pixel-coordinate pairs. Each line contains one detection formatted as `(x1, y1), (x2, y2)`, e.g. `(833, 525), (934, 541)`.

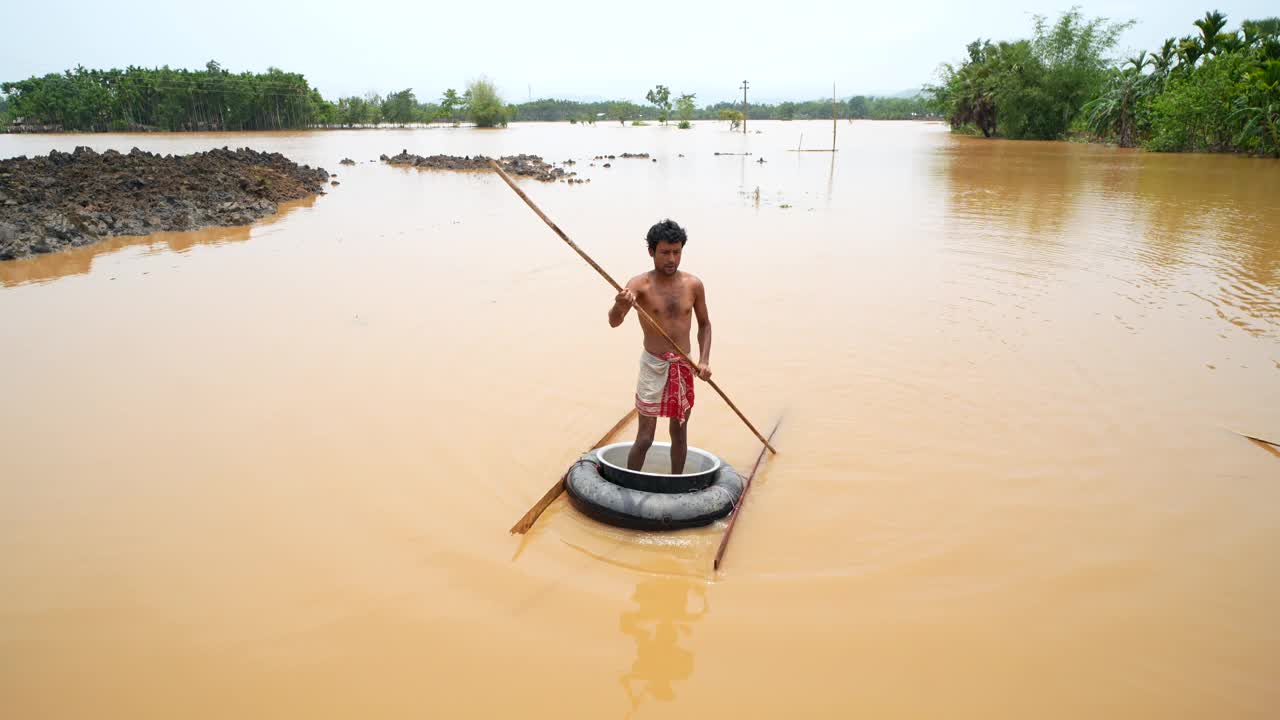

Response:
(595, 442), (722, 493)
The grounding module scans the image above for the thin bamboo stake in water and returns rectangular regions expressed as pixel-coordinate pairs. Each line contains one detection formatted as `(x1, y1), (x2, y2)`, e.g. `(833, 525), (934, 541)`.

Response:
(714, 416), (783, 571)
(487, 159), (777, 454)
(832, 82), (838, 151)
(510, 408), (638, 534)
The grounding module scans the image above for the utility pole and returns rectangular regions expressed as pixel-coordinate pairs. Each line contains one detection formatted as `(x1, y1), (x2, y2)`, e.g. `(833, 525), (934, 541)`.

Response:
(832, 82), (837, 151)
(739, 80), (749, 134)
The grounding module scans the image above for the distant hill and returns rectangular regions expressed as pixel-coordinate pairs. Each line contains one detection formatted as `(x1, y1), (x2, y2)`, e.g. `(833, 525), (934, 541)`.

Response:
(819, 87), (924, 103)
(887, 87), (926, 99)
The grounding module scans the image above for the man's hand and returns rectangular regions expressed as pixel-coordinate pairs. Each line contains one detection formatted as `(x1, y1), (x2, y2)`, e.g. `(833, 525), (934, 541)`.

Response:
(696, 363), (712, 382)
(609, 287), (636, 328)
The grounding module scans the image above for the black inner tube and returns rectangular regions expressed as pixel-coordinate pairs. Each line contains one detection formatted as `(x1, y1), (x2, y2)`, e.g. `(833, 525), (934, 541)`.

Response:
(565, 455), (744, 531)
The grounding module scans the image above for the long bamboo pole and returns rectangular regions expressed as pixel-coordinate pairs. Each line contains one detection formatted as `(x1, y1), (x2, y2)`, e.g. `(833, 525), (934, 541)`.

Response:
(487, 159), (777, 454)
(510, 408), (638, 534)
(714, 416), (784, 570)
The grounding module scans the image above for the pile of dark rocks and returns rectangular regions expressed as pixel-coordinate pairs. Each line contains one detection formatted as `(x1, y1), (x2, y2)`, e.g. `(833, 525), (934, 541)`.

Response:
(0, 146), (329, 261)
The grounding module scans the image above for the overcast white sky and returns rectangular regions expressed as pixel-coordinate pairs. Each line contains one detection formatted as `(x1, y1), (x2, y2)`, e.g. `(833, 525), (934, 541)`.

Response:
(3, 1), (1276, 104)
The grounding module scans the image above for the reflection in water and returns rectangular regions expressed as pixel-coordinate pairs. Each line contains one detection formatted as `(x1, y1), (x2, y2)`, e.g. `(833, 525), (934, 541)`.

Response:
(938, 137), (1280, 338)
(618, 572), (708, 713)
(1246, 436), (1280, 460)
(941, 138), (1082, 252)
(0, 195), (316, 287)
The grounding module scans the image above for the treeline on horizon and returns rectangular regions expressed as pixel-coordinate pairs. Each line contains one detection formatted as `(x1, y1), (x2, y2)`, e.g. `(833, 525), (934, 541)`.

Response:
(0, 62), (931, 132)
(512, 95), (932, 123)
(928, 8), (1280, 157)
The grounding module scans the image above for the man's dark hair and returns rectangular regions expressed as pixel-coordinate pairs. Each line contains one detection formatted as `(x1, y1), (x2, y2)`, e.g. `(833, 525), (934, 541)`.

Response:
(645, 219), (688, 252)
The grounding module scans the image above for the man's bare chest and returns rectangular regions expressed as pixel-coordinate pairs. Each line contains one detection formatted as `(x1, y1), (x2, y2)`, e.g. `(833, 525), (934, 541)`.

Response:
(639, 284), (692, 320)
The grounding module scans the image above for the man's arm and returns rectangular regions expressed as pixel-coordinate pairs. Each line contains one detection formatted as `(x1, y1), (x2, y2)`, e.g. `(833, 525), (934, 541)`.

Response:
(608, 278), (639, 328)
(693, 278), (712, 380)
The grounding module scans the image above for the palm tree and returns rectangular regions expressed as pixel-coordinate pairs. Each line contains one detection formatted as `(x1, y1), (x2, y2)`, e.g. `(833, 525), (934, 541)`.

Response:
(1126, 51), (1150, 71)
(930, 39), (1001, 137)
(1194, 10), (1228, 56)
(1242, 19), (1280, 48)
(1231, 60), (1280, 157)
(1177, 36), (1204, 69)
(1153, 39), (1178, 77)
(1216, 32), (1245, 54)
(1083, 66), (1154, 147)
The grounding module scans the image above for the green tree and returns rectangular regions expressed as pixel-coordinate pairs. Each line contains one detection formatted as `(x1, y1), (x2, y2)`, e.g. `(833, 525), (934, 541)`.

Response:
(439, 88), (461, 124)
(645, 84), (672, 124)
(1153, 38), (1178, 77)
(1194, 10), (1229, 56)
(2, 62), (328, 131)
(929, 9), (1132, 140)
(382, 88), (417, 125)
(718, 108), (744, 130)
(1024, 9), (1133, 138)
(929, 39), (1002, 136)
(1147, 49), (1250, 151)
(466, 77), (509, 127)
(609, 101), (630, 125)
(675, 93), (696, 128)
(1177, 36), (1205, 69)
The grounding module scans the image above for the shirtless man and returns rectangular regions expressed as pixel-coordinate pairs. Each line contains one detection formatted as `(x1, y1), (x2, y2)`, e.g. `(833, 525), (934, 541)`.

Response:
(607, 219), (712, 474)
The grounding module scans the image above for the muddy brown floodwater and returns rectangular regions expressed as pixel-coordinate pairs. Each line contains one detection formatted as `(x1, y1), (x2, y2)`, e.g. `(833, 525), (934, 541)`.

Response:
(1, 121), (1278, 718)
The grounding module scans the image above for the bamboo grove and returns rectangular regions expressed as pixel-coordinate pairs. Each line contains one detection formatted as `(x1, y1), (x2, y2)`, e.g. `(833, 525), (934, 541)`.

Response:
(929, 9), (1280, 157)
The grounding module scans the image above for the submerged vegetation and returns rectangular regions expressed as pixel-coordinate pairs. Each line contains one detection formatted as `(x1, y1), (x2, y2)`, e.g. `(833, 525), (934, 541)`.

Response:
(929, 8), (1280, 156)
(645, 85), (672, 125)
(718, 109), (746, 130)
(675, 93), (697, 128)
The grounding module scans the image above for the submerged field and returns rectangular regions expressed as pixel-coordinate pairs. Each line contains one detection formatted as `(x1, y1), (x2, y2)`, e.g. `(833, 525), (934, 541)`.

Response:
(1, 120), (1277, 718)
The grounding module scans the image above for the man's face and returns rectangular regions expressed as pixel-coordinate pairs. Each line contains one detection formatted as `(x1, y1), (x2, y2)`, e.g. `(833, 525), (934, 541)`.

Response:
(650, 240), (683, 276)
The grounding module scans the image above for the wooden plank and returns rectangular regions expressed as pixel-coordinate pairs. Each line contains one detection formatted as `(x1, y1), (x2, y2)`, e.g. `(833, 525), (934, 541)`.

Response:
(509, 408), (637, 534)
(714, 416), (784, 570)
